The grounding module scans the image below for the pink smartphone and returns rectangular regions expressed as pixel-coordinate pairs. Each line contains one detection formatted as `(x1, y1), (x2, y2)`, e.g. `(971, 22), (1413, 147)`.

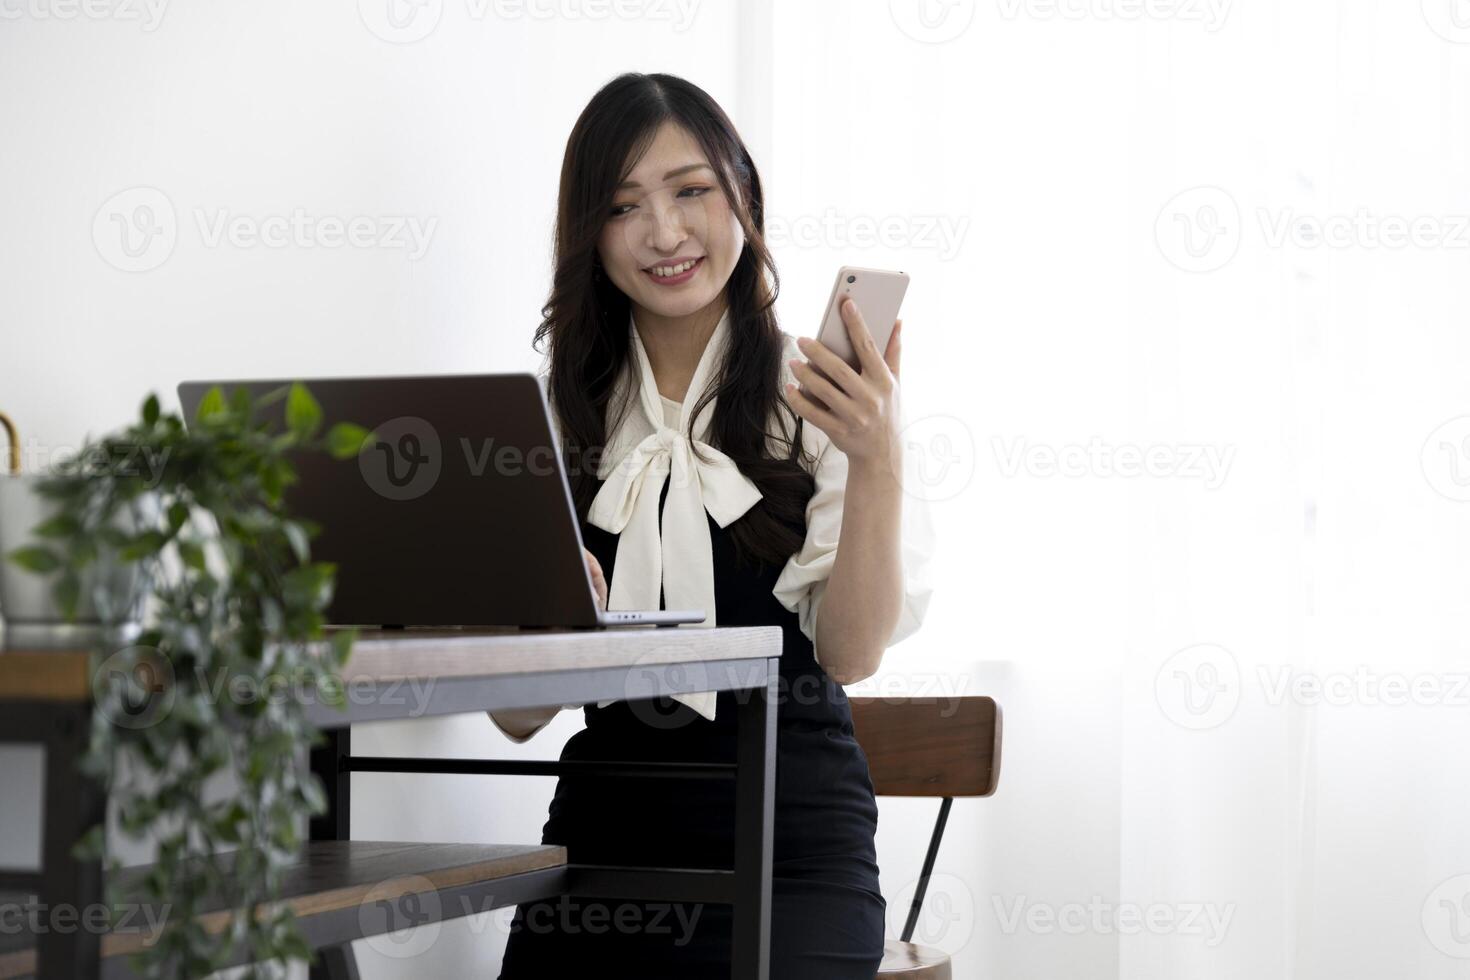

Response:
(800, 266), (909, 403)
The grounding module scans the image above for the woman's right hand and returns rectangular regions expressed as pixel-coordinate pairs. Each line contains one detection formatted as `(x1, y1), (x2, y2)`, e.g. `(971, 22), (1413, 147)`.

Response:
(487, 548), (606, 742)
(585, 546), (608, 610)
(488, 704), (561, 741)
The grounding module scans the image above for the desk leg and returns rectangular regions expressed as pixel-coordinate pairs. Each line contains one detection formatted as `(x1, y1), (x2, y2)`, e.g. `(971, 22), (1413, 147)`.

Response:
(309, 726), (357, 980)
(316, 943), (363, 979)
(731, 659), (777, 980)
(38, 703), (103, 980)
(310, 726), (351, 843)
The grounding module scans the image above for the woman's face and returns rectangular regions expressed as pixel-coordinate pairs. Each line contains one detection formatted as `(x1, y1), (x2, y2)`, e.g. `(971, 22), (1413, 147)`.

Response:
(597, 121), (745, 322)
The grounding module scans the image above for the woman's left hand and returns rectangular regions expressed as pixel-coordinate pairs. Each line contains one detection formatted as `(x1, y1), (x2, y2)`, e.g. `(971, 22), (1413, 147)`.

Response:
(785, 297), (903, 472)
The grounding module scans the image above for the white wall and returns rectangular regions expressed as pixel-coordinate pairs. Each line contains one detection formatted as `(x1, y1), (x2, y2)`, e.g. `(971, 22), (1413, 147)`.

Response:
(0, 1), (748, 975)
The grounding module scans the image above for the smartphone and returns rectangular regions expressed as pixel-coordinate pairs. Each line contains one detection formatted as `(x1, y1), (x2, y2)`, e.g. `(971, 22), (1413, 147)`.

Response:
(800, 266), (909, 403)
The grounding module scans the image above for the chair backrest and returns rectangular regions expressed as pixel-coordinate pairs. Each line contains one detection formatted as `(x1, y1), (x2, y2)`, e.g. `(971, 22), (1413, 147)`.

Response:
(848, 695), (1002, 798)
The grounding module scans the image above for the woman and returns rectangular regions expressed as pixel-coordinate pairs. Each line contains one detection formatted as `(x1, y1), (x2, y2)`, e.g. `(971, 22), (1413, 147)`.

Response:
(492, 72), (932, 979)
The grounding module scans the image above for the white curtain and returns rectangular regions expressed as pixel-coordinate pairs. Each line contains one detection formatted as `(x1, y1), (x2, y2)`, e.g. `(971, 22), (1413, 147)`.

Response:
(754, 2), (1470, 977)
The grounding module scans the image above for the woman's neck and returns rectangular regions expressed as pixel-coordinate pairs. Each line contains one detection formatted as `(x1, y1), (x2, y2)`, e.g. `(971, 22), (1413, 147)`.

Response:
(631, 298), (727, 403)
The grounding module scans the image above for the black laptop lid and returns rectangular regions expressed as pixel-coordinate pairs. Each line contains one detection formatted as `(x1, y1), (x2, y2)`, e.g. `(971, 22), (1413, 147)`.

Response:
(177, 373), (598, 628)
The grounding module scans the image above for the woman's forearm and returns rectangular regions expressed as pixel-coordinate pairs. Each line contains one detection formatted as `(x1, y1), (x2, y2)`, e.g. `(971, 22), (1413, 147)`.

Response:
(814, 456), (905, 684)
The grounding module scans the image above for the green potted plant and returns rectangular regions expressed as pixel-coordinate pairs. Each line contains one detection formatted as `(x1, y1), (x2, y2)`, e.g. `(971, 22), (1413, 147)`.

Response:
(5, 384), (371, 978)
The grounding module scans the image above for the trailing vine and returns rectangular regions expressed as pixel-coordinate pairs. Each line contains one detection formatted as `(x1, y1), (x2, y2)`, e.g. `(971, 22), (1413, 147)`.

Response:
(8, 383), (370, 978)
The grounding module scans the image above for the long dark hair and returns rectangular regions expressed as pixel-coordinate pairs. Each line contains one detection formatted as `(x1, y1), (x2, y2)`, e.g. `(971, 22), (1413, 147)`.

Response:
(534, 72), (814, 570)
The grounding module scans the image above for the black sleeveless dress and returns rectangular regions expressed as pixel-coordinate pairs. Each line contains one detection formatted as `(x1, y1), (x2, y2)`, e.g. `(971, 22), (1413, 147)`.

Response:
(497, 473), (887, 979)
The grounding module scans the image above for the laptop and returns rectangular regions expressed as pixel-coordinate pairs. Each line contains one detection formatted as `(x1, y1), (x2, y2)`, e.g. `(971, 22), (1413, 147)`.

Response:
(176, 373), (705, 629)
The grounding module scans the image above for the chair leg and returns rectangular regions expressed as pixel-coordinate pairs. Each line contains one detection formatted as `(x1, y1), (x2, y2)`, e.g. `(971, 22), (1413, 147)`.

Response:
(312, 943), (361, 980)
(901, 797), (953, 944)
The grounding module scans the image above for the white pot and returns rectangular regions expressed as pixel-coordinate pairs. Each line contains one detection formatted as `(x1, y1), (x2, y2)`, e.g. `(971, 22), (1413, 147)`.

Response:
(0, 474), (149, 650)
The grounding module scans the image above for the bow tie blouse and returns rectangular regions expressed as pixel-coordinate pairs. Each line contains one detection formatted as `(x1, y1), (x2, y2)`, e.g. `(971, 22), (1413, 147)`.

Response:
(496, 307), (935, 737)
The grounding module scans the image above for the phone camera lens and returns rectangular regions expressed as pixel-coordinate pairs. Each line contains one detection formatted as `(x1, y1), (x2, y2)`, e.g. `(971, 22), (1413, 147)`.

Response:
(846, 275), (856, 284)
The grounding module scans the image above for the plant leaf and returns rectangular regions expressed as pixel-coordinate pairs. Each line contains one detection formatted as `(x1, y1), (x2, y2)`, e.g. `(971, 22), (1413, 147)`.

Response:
(54, 570), (80, 620)
(120, 530), (168, 561)
(31, 513), (80, 539)
(178, 539), (207, 573)
(324, 423), (372, 460)
(230, 385), (252, 417)
(196, 385), (227, 424)
(282, 521), (310, 564)
(282, 564), (332, 608)
(72, 824), (106, 862)
(331, 627), (355, 661)
(286, 383), (322, 440)
(8, 545), (60, 574)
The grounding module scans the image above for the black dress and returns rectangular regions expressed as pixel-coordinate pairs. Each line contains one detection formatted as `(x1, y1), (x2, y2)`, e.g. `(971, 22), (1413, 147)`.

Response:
(497, 473), (887, 979)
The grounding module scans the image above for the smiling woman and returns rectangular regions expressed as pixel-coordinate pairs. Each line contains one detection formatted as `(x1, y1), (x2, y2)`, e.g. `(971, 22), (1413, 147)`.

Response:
(492, 71), (933, 980)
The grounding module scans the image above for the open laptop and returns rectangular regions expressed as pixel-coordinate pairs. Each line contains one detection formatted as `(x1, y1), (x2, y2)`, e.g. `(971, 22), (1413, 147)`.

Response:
(176, 373), (705, 629)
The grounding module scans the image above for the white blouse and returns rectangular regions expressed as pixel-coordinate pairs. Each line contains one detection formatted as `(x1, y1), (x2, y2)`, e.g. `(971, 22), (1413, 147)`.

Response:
(489, 307), (936, 741)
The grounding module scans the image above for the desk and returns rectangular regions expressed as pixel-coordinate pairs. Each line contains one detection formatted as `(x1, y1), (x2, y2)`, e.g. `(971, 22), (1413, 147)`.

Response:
(0, 625), (783, 980)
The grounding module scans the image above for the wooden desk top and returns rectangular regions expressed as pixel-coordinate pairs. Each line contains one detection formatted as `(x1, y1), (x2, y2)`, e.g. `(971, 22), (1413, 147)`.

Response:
(0, 626), (783, 705)
(334, 625), (781, 683)
(0, 650), (91, 702)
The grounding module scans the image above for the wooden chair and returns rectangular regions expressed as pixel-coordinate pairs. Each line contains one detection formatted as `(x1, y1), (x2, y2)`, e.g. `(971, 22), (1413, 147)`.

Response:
(849, 695), (1003, 980)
